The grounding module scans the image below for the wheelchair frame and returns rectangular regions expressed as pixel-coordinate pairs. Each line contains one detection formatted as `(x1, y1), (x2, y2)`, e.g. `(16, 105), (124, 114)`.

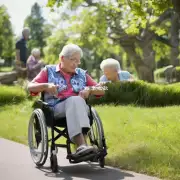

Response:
(28, 93), (107, 172)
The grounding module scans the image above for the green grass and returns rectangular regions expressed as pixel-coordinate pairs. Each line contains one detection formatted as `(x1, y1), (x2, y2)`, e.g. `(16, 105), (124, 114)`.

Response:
(0, 66), (13, 72)
(0, 85), (27, 106)
(1, 101), (180, 180)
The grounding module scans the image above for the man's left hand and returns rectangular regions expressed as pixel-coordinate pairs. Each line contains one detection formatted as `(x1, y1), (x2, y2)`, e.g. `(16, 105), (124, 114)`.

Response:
(78, 89), (91, 99)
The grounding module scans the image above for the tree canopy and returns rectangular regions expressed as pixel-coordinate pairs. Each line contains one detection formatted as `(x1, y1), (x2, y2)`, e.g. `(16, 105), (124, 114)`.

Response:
(0, 5), (14, 64)
(24, 3), (54, 56)
(44, 0), (180, 82)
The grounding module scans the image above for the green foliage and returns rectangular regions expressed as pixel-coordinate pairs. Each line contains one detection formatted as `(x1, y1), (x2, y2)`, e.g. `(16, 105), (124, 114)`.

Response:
(47, 0), (64, 8)
(89, 81), (180, 107)
(155, 66), (180, 81)
(0, 85), (26, 106)
(24, 3), (53, 56)
(43, 30), (69, 64)
(0, 5), (14, 61)
(43, 8), (122, 76)
(175, 66), (180, 81)
(154, 66), (166, 78)
(0, 66), (13, 72)
(45, 0), (177, 82)
(152, 41), (170, 62)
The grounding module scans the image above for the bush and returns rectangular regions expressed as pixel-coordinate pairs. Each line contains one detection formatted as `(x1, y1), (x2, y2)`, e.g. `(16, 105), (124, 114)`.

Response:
(154, 67), (166, 79)
(89, 81), (180, 107)
(154, 66), (180, 81)
(175, 66), (180, 81)
(0, 85), (26, 106)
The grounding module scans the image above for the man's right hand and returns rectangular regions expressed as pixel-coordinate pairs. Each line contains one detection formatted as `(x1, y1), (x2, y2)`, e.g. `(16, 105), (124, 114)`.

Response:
(45, 83), (59, 96)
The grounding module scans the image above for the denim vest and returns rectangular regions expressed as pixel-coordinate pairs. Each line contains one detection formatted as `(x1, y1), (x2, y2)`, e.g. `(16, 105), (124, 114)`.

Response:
(44, 65), (87, 106)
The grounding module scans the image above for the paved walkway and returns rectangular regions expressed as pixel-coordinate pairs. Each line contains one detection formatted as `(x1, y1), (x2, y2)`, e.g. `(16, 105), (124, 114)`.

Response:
(0, 138), (160, 180)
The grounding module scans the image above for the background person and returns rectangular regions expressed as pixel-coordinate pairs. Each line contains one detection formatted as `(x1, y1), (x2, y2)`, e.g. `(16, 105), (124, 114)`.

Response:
(99, 58), (134, 83)
(15, 27), (30, 78)
(15, 27), (30, 67)
(26, 48), (45, 81)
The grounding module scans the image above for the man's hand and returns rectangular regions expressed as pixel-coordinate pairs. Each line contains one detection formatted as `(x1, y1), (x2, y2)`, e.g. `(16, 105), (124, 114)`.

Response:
(78, 89), (91, 99)
(38, 60), (44, 65)
(45, 83), (59, 96)
(98, 82), (108, 86)
(127, 75), (135, 82)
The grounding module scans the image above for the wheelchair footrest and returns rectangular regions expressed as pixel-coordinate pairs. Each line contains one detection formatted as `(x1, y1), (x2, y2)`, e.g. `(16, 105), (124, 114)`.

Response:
(67, 151), (97, 163)
(70, 153), (96, 163)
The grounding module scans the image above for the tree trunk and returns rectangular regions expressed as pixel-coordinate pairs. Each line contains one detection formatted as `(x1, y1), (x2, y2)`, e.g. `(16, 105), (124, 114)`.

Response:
(119, 35), (155, 82)
(137, 65), (154, 82)
(170, 12), (180, 66)
(0, 71), (17, 84)
(139, 36), (155, 83)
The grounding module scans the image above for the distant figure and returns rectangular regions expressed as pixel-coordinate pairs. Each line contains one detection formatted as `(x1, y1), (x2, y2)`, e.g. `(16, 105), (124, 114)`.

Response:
(99, 58), (134, 83)
(15, 27), (30, 78)
(15, 27), (30, 67)
(26, 48), (45, 81)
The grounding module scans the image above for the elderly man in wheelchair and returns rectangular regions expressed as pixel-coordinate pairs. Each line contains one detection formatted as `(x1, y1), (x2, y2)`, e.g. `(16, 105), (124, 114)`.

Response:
(27, 44), (107, 172)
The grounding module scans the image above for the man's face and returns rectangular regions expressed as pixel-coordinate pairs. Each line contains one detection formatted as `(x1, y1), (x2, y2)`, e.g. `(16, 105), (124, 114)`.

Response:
(61, 52), (81, 73)
(23, 31), (30, 40)
(103, 66), (118, 80)
(33, 53), (40, 59)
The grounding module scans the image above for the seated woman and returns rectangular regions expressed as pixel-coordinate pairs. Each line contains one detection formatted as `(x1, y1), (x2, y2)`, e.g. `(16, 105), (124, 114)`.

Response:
(26, 48), (45, 81)
(27, 44), (105, 157)
(99, 58), (134, 83)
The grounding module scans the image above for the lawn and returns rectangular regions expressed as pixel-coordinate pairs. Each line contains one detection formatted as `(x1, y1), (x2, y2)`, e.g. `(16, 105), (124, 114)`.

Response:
(1, 100), (180, 180)
(0, 66), (13, 72)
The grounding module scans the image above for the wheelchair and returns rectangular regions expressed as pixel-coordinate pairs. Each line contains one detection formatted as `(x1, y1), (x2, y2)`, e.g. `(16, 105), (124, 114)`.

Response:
(28, 93), (108, 173)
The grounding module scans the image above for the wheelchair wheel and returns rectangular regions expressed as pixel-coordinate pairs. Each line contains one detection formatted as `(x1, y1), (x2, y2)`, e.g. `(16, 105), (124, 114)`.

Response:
(28, 108), (49, 167)
(99, 157), (105, 168)
(50, 154), (58, 172)
(88, 107), (106, 168)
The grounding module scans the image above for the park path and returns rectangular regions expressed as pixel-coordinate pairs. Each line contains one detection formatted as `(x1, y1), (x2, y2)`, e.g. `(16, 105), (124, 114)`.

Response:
(0, 138), (160, 180)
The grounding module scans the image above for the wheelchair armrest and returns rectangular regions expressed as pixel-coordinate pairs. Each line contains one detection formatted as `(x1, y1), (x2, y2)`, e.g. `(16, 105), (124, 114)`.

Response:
(32, 99), (49, 109)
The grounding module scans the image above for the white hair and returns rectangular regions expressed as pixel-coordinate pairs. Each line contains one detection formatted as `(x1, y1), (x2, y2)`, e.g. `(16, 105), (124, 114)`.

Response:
(22, 27), (30, 34)
(59, 44), (83, 58)
(100, 58), (121, 71)
(31, 48), (40, 56)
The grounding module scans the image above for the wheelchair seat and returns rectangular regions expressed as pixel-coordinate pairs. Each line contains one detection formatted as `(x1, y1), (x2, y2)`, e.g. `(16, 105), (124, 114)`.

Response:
(33, 99), (93, 128)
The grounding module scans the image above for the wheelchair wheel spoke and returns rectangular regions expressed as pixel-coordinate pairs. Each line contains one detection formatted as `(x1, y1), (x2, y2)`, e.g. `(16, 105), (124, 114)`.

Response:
(28, 108), (49, 166)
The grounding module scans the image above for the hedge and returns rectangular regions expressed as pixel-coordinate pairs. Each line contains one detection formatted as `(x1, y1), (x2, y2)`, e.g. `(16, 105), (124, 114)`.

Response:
(1, 81), (180, 107)
(154, 66), (180, 81)
(0, 85), (26, 106)
(88, 81), (180, 107)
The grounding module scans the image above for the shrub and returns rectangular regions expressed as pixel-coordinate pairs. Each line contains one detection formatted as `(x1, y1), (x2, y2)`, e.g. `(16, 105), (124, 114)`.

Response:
(175, 66), (180, 81)
(0, 85), (26, 106)
(154, 66), (180, 81)
(154, 67), (166, 79)
(89, 81), (180, 107)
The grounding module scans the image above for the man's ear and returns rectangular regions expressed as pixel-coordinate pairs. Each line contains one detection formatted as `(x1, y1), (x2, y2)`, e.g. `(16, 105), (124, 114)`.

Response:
(60, 56), (64, 62)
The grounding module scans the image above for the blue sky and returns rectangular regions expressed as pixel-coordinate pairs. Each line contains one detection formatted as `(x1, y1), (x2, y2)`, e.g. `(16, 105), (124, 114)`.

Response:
(0, 0), (56, 36)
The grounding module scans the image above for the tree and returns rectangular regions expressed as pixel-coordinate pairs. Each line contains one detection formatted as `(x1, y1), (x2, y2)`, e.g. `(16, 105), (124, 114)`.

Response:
(43, 29), (69, 64)
(43, 7), (123, 79)
(0, 5), (14, 65)
(46, 0), (179, 82)
(24, 3), (53, 56)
